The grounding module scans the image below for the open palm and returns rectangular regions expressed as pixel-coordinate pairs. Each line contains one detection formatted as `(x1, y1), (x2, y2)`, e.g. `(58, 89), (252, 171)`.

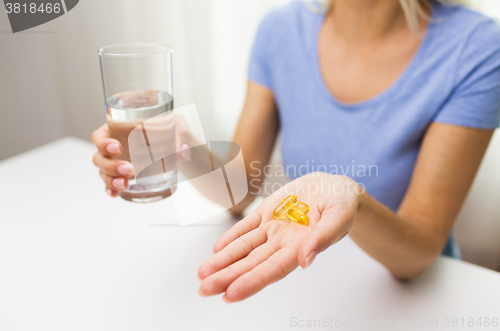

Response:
(197, 172), (363, 302)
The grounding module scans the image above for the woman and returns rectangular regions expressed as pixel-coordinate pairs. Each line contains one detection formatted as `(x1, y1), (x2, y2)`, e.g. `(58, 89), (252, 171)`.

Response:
(91, 0), (500, 303)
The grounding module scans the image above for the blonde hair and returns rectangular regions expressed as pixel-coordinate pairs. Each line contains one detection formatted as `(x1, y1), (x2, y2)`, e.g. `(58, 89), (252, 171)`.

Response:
(304, 0), (465, 33)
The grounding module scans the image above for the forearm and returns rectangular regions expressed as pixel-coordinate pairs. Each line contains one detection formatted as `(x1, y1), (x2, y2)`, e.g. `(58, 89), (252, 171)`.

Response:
(227, 153), (272, 216)
(349, 191), (444, 279)
(349, 125), (493, 279)
(228, 82), (279, 216)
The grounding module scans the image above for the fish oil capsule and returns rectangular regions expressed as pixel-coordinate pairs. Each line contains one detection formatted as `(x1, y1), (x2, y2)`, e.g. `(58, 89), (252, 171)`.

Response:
(293, 201), (309, 214)
(272, 195), (309, 225)
(287, 208), (309, 225)
(272, 195), (298, 220)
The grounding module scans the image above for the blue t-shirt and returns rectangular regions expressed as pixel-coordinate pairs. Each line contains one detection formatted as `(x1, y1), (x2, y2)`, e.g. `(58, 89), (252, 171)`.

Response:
(248, 1), (500, 257)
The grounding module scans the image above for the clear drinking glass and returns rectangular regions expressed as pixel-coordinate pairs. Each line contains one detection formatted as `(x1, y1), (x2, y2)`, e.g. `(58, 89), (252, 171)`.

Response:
(98, 43), (176, 203)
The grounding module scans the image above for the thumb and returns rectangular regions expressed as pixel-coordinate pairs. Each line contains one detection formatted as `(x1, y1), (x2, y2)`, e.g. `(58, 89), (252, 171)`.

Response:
(298, 207), (354, 269)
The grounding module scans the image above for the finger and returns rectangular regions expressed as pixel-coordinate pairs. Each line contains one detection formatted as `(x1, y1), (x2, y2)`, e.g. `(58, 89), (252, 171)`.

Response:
(223, 246), (298, 303)
(297, 206), (355, 269)
(105, 186), (119, 198)
(199, 242), (278, 296)
(100, 172), (129, 191)
(91, 123), (123, 157)
(93, 153), (134, 178)
(212, 213), (262, 254)
(174, 114), (191, 161)
(177, 143), (191, 161)
(198, 227), (267, 279)
(176, 124), (192, 162)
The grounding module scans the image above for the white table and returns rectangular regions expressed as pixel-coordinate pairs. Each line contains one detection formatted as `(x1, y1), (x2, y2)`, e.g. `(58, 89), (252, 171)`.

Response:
(1, 137), (499, 331)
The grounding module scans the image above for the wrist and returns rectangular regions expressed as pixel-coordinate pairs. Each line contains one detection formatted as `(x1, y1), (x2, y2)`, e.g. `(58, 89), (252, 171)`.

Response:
(354, 184), (370, 226)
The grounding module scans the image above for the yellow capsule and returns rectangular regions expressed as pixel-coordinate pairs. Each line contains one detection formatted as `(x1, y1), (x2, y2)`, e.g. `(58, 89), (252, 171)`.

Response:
(294, 201), (309, 214)
(287, 208), (309, 225)
(272, 195), (297, 220)
(272, 195), (310, 225)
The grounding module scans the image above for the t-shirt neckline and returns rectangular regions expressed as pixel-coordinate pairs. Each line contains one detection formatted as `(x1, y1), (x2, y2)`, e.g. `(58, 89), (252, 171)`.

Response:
(310, 2), (438, 110)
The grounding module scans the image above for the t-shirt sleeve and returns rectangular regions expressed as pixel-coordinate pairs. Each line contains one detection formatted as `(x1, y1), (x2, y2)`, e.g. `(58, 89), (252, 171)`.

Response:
(434, 19), (500, 129)
(248, 10), (278, 90)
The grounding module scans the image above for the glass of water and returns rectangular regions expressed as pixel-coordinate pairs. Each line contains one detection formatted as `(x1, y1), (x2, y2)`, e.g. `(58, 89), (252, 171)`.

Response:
(98, 43), (176, 203)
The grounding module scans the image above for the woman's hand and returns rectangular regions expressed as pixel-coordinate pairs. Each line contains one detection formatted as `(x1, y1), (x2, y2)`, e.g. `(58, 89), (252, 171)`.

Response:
(91, 123), (132, 197)
(197, 172), (365, 302)
(91, 113), (192, 197)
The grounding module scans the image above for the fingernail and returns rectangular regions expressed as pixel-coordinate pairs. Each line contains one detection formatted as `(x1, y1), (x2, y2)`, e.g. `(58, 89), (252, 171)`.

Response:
(304, 250), (317, 269)
(197, 275), (202, 282)
(106, 188), (113, 197)
(117, 163), (134, 176)
(222, 294), (232, 304)
(106, 143), (120, 154)
(112, 178), (126, 190)
(198, 288), (207, 297)
(181, 144), (191, 161)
